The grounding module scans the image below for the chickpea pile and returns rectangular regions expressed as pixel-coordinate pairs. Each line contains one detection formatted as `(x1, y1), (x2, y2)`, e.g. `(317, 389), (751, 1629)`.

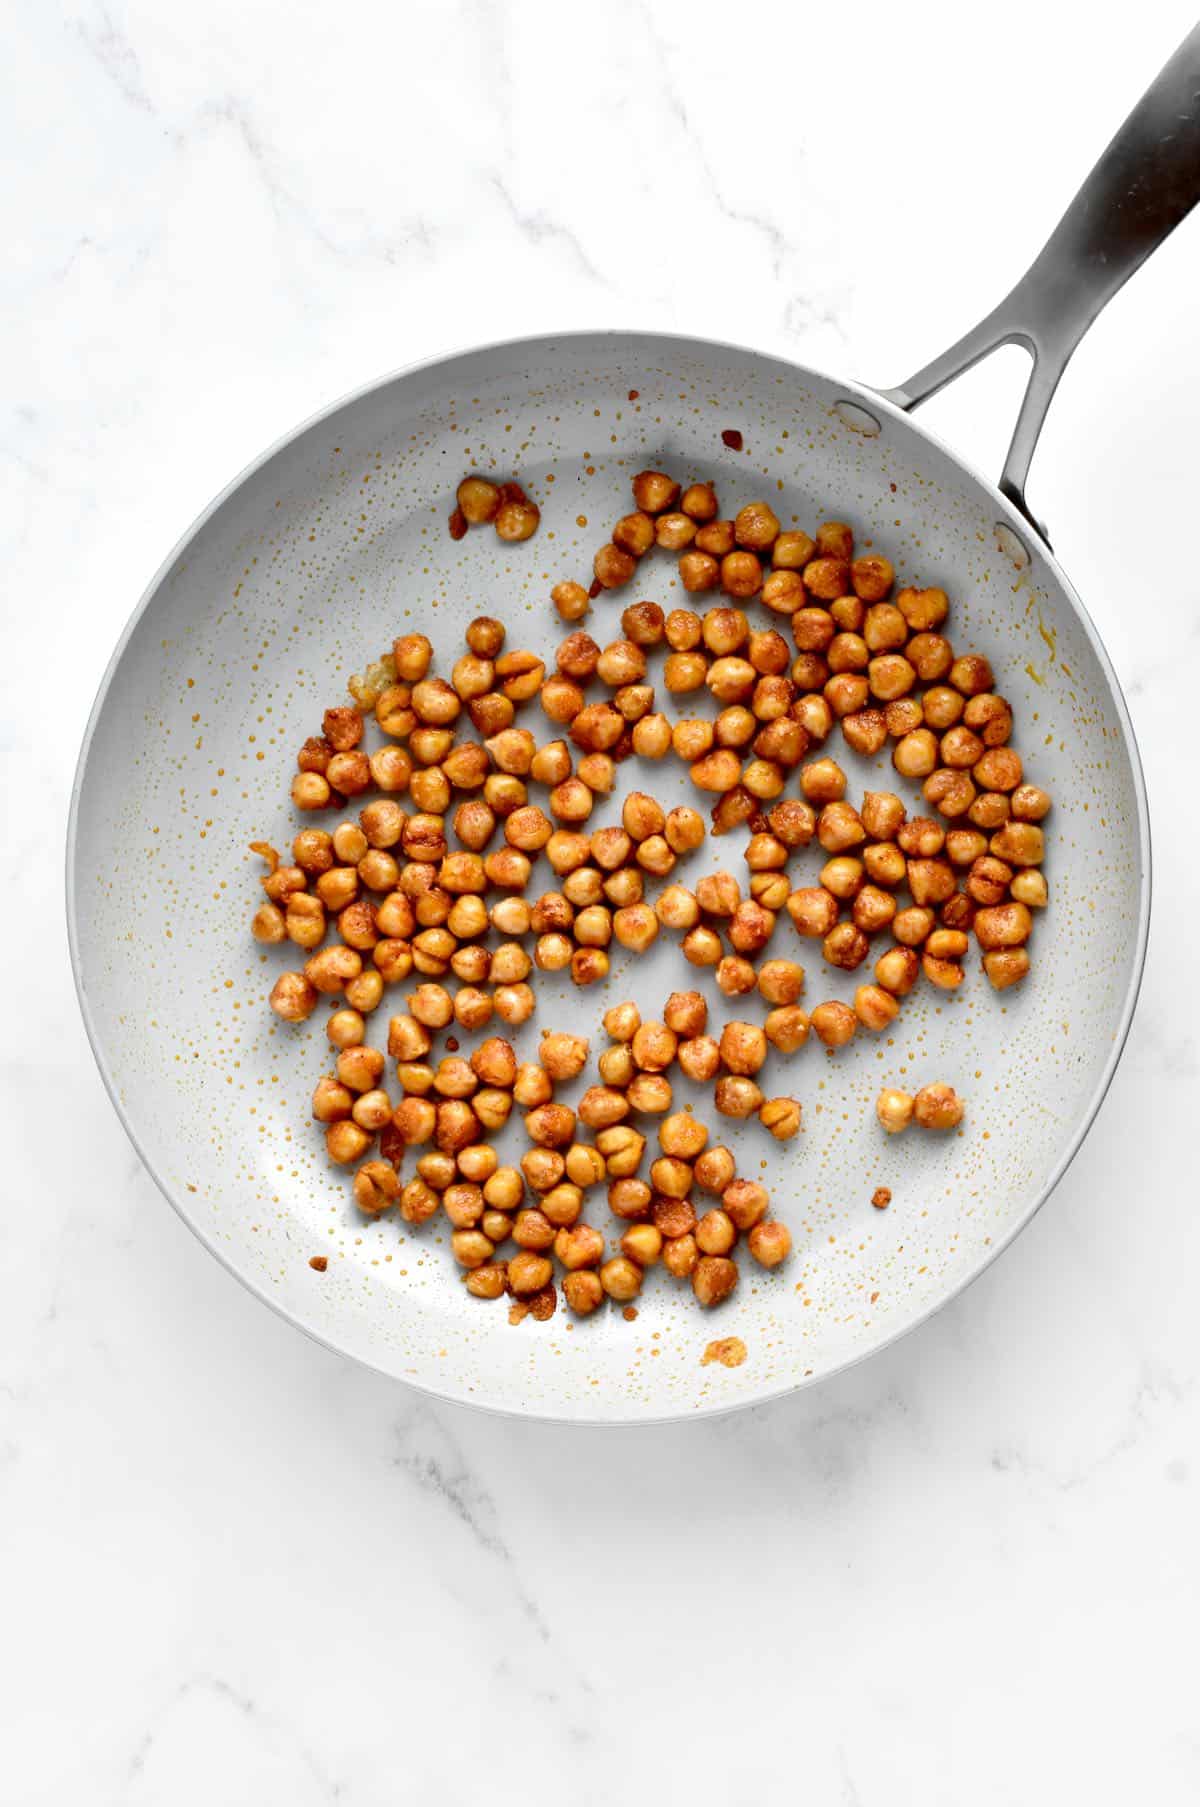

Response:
(254, 456), (1051, 1319)
(449, 475), (540, 545)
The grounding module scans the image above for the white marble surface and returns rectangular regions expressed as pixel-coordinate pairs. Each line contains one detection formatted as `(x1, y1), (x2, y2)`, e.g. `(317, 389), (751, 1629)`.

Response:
(6, 0), (1200, 1799)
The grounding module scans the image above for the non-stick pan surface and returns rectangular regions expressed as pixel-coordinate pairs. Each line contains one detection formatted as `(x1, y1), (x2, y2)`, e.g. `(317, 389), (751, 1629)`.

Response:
(68, 327), (1149, 1420)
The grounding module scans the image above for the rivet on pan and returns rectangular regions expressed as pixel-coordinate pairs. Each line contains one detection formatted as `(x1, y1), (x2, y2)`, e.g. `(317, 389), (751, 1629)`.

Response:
(832, 400), (882, 437)
(994, 522), (1031, 570)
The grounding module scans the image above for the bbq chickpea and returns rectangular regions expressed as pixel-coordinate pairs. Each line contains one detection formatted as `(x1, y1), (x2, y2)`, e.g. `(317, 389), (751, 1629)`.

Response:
(661, 1234), (699, 1279)
(713, 1075), (764, 1118)
(675, 1035), (719, 1083)
(873, 945), (919, 996)
(913, 1082), (965, 1130)
(893, 729), (939, 779)
(692, 1255), (738, 1308)
(810, 1000), (857, 1048)
(631, 713), (672, 757)
(680, 926), (722, 968)
(557, 1224), (606, 1272)
(1012, 784), (1052, 822)
(764, 1005), (809, 1053)
(720, 551), (763, 599)
(562, 1270), (604, 1314)
(695, 1209), (736, 1256)
(759, 1097), (801, 1141)
(599, 1257), (643, 1303)
(508, 1251), (554, 1296)
(786, 887), (839, 937)
(270, 972), (319, 1022)
(632, 469), (680, 514)
(746, 1220), (792, 1268)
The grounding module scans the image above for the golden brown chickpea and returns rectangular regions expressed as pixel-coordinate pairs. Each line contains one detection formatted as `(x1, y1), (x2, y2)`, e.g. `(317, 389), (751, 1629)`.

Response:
(809, 1000), (857, 1049)
(326, 1121), (373, 1166)
(706, 1185), (760, 1242)
(672, 548), (718, 593)
(602, 1001), (641, 1044)
(676, 1035), (719, 1084)
(851, 885), (897, 935)
(632, 470), (680, 514)
(608, 1177), (652, 1220)
(443, 1182), (485, 1230)
(512, 1207), (556, 1252)
(888, 728), (936, 781)
(990, 821), (1044, 866)
(493, 981), (536, 1025)
(680, 926), (722, 968)
(786, 887), (838, 938)
(890, 906), (935, 947)
(551, 582), (592, 628)
(822, 922), (869, 970)
(291, 771), (332, 811)
(871, 944), (918, 997)
(521, 1147), (565, 1195)
(598, 1043), (635, 1088)
(713, 1075), (765, 1118)
(654, 511), (697, 551)
(269, 971), (320, 1024)
(454, 477), (500, 525)
(759, 1097), (802, 1141)
(850, 983), (899, 1032)
(729, 500), (777, 551)
(716, 956), (757, 998)
(828, 631), (869, 675)
(252, 901), (288, 945)
(824, 673), (870, 717)
(691, 1255), (738, 1307)
(913, 1082), (965, 1130)
(968, 792), (1011, 832)
(593, 542), (637, 590)
(983, 947), (1031, 990)
(354, 1158), (401, 1216)
(562, 1269), (604, 1314)
(762, 1004), (808, 1053)
(661, 651), (706, 696)
(945, 826), (988, 867)
(613, 903), (659, 952)
(312, 1073), (354, 1124)
(436, 1100), (482, 1155)
(868, 653), (917, 702)
(512, 1064), (552, 1110)
(673, 718), (715, 763)
(621, 1223), (664, 1267)
(720, 550), (763, 599)
(1011, 783), (1052, 822)
(1010, 868), (1048, 909)
(599, 1257), (643, 1303)
(749, 959), (801, 1008)
(744, 1220), (790, 1268)
(570, 947), (609, 988)
(631, 713), (672, 758)
(653, 1196), (697, 1240)
(800, 556), (848, 601)
(493, 493), (540, 542)
(538, 1184), (583, 1230)
(870, 1087), (912, 1136)
(507, 1250), (553, 1296)
(707, 656), (758, 705)
(611, 509), (656, 557)
(947, 653), (993, 697)
(564, 1143), (606, 1189)
(557, 1223), (606, 1271)
(390, 1094), (436, 1146)
(398, 1177), (441, 1225)
(661, 1234), (699, 1279)
(692, 1208), (734, 1256)
(465, 1263), (509, 1300)
(756, 568), (805, 618)
(973, 901), (1033, 949)
(596, 639), (648, 688)
(726, 899), (774, 956)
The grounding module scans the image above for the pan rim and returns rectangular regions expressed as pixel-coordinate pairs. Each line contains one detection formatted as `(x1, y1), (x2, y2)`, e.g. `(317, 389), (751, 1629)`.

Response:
(65, 326), (1152, 1426)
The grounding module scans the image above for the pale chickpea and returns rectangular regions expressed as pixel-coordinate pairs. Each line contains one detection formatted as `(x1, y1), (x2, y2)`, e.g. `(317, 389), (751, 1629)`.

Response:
(632, 469), (680, 514)
(913, 1082), (965, 1130)
(760, 570), (806, 615)
(759, 1098), (802, 1141)
(810, 1000), (857, 1048)
(765, 1005), (809, 1053)
(816, 849), (863, 899)
(713, 1075), (764, 1118)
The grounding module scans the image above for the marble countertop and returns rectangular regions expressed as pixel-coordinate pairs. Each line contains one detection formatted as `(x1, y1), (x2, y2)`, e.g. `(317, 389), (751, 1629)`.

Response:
(7, 2), (1200, 1800)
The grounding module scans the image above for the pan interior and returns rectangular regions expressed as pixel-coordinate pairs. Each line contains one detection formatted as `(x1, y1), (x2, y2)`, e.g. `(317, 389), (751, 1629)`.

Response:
(70, 333), (1145, 1419)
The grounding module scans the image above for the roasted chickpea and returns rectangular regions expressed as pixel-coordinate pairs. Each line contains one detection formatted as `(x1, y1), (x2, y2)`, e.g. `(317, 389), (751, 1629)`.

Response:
(465, 1264), (509, 1300)
(593, 542), (637, 590)
(681, 926), (723, 968)
(913, 1082), (965, 1130)
(761, 570), (807, 615)
(353, 1159), (401, 1216)
(764, 1004), (809, 1053)
(598, 1257), (642, 1303)
(561, 1269), (603, 1314)
(493, 981), (536, 1025)
(872, 945), (918, 996)
(983, 947), (1031, 990)
(692, 1255), (738, 1308)
(875, 1087), (914, 1134)
(632, 469), (680, 514)
(892, 906), (936, 947)
(747, 1220), (792, 1267)
(508, 1251), (554, 1296)
(1012, 784), (1052, 822)
(715, 1179), (764, 1233)
(720, 550), (763, 599)
(557, 1224), (606, 1272)
(716, 955), (757, 997)
(713, 1075), (764, 1118)
(632, 713), (672, 757)
(786, 887), (839, 938)
(675, 1035), (719, 1083)
(810, 1000), (857, 1048)
(759, 1098), (802, 1141)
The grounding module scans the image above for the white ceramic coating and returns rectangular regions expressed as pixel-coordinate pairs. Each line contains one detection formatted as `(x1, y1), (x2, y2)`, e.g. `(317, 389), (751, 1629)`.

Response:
(67, 330), (1149, 1421)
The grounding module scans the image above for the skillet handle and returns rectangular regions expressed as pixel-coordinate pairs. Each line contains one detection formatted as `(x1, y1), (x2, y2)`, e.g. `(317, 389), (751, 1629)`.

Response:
(878, 24), (1200, 537)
